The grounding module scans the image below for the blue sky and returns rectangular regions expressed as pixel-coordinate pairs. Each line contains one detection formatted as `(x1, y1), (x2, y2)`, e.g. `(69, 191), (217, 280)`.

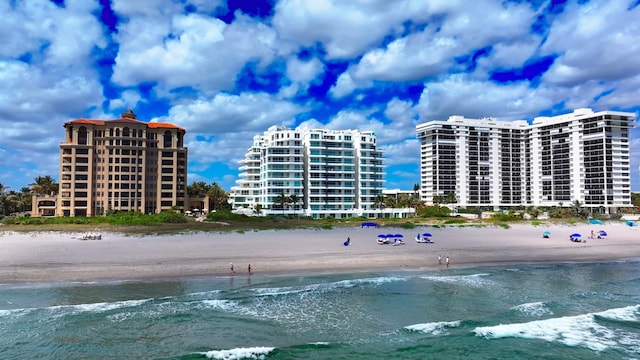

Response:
(1, 0), (639, 193)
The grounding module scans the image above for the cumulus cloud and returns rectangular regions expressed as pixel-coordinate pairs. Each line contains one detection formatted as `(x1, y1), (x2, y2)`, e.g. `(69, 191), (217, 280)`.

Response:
(541, 1), (640, 86)
(273, 0), (415, 59)
(414, 74), (555, 121)
(154, 92), (306, 134)
(331, 1), (538, 96)
(112, 11), (280, 96)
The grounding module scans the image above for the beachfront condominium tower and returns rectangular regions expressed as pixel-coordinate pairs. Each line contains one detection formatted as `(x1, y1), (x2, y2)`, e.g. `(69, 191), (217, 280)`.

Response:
(51, 110), (187, 216)
(230, 126), (388, 219)
(416, 108), (635, 214)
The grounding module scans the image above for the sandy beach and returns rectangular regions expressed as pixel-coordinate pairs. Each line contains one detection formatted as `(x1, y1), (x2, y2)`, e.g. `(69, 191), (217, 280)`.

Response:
(1, 223), (639, 283)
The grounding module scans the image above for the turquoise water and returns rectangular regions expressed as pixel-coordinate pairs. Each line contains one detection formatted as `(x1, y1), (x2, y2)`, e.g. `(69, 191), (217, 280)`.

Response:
(1, 261), (639, 359)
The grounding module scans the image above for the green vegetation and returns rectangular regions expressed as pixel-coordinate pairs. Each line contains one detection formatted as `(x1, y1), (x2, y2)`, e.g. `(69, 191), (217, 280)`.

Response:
(2, 211), (187, 226)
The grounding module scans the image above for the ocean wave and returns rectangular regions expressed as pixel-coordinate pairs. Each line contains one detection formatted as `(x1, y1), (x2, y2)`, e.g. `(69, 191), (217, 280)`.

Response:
(420, 273), (494, 288)
(200, 299), (240, 312)
(596, 305), (640, 322)
(511, 302), (553, 317)
(0, 298), (149, 320)
(251, 276), (408, 297)
(404, 320), (462, 335)
(202, 346), (275, 359)
(474, 305), (640, 352)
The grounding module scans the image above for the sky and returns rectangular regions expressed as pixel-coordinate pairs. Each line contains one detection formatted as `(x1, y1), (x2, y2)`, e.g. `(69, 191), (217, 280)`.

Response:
(1, 0), (639, 194)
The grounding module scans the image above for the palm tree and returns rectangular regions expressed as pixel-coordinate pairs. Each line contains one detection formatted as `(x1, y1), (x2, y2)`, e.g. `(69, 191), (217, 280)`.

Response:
(571, 200), (587, 218)
(444, 192), (457, 204)
(207, 182), (229, 211)
(18, 187), (32, 213)
(187, 181), (208, 197)
(274, 193), (289, 214)
(0, 182), (7, 216)
(413, 183), (420, 200)
(30, 175), (59, 196)
(288, 194), (301, 217)
(373, 194), (385, 218)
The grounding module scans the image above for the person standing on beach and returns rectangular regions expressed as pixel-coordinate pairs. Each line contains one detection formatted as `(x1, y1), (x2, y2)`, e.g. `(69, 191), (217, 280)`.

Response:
(229, 262), (235, 275)
(248, 264), (252, 275)
(446, 256), (450, 268)
(438, 255), (442, 265)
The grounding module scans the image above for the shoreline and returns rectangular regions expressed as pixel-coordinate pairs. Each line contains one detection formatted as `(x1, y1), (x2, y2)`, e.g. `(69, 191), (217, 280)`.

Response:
(1, 223), (639, 284)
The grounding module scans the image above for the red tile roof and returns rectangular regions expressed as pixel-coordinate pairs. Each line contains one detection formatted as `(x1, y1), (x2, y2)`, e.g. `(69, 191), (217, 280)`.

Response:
(65, 118), (185, 131)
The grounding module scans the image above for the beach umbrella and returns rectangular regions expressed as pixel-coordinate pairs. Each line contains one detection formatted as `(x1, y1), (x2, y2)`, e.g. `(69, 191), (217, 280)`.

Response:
(543, 231), (551, 236)
(377, 234), (387, 238)
(423, 233), (433, 237)
(394, 234), (404, 238)
(598, 230), (607, 236)
(571, 233), (581, 237)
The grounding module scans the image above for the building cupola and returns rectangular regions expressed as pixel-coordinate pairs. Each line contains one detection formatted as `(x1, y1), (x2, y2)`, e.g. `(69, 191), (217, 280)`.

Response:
(121, 109), (137, 119)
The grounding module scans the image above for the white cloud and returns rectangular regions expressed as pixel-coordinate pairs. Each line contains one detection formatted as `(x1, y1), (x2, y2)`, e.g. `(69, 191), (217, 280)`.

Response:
(330, 73), (359, 99)
(0, 61), (103, 120)
(414, 74), (555, 121)
(594, 74), (640, 110)
(286, 56), (324, 84)
(541, 1), (640, 86)
(1, 0), (104, 67)
(109, 90), (143, 111)
(331, 0), (538, 96)
(112, 11), (280, 96)
(475, 39), (541, 73)
(155, 92), (306, 134)
(273, 0), (411, 59)
(383, 139), (421, 166)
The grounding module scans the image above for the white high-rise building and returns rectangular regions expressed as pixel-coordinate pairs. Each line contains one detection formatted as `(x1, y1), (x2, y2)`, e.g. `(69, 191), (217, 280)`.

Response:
(416, 108), (635, 213)
(231, 126), (412, 219)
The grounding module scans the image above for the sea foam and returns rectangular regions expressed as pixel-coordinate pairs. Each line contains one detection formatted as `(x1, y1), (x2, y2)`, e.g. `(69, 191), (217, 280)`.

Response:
(420, 273), (494, 288)
(474, 305), (640, 352)
(251, 276), (408, 297)
(405, 320), (462, 335)
(512, 302), (552, 317)
(203, 346), (275, 359)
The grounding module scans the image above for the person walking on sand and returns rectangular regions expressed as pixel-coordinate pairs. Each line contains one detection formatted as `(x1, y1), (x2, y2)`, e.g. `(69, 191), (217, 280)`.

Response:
(248, 264), (252, 275)
(446, 256), (450, 268)
(229, 262), (235, 275)
(438, 255), (442, 265)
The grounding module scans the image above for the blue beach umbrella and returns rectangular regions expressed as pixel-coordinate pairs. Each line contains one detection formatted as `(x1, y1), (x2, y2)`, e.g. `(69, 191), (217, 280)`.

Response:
(571, 233), (581, 237)
(394, 234), (404, 238)
(377, 234), (387, 238)
(423, 233), (433, 237)
(598, 230), (607, 236)
(543, 231), (551, 236)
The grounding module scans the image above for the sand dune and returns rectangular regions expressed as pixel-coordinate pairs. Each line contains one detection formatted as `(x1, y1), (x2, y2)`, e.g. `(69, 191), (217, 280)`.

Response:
(1, 223), (639, 282)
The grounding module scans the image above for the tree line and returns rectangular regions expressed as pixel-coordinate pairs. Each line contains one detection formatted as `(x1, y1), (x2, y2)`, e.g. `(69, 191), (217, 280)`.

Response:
(0, 177), (231, 217)
(0, 176), (58, 217)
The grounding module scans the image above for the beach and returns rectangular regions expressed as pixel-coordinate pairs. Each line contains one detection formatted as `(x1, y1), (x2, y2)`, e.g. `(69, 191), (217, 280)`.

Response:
(1, 222), (639, 283)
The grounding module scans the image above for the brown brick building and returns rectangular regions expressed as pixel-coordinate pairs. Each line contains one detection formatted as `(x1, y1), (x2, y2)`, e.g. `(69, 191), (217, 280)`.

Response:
(33, 110), (188, 217)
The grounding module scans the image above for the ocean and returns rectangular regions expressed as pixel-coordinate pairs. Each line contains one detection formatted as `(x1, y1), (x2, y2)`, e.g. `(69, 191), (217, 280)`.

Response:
(1, 261), (639, 359)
